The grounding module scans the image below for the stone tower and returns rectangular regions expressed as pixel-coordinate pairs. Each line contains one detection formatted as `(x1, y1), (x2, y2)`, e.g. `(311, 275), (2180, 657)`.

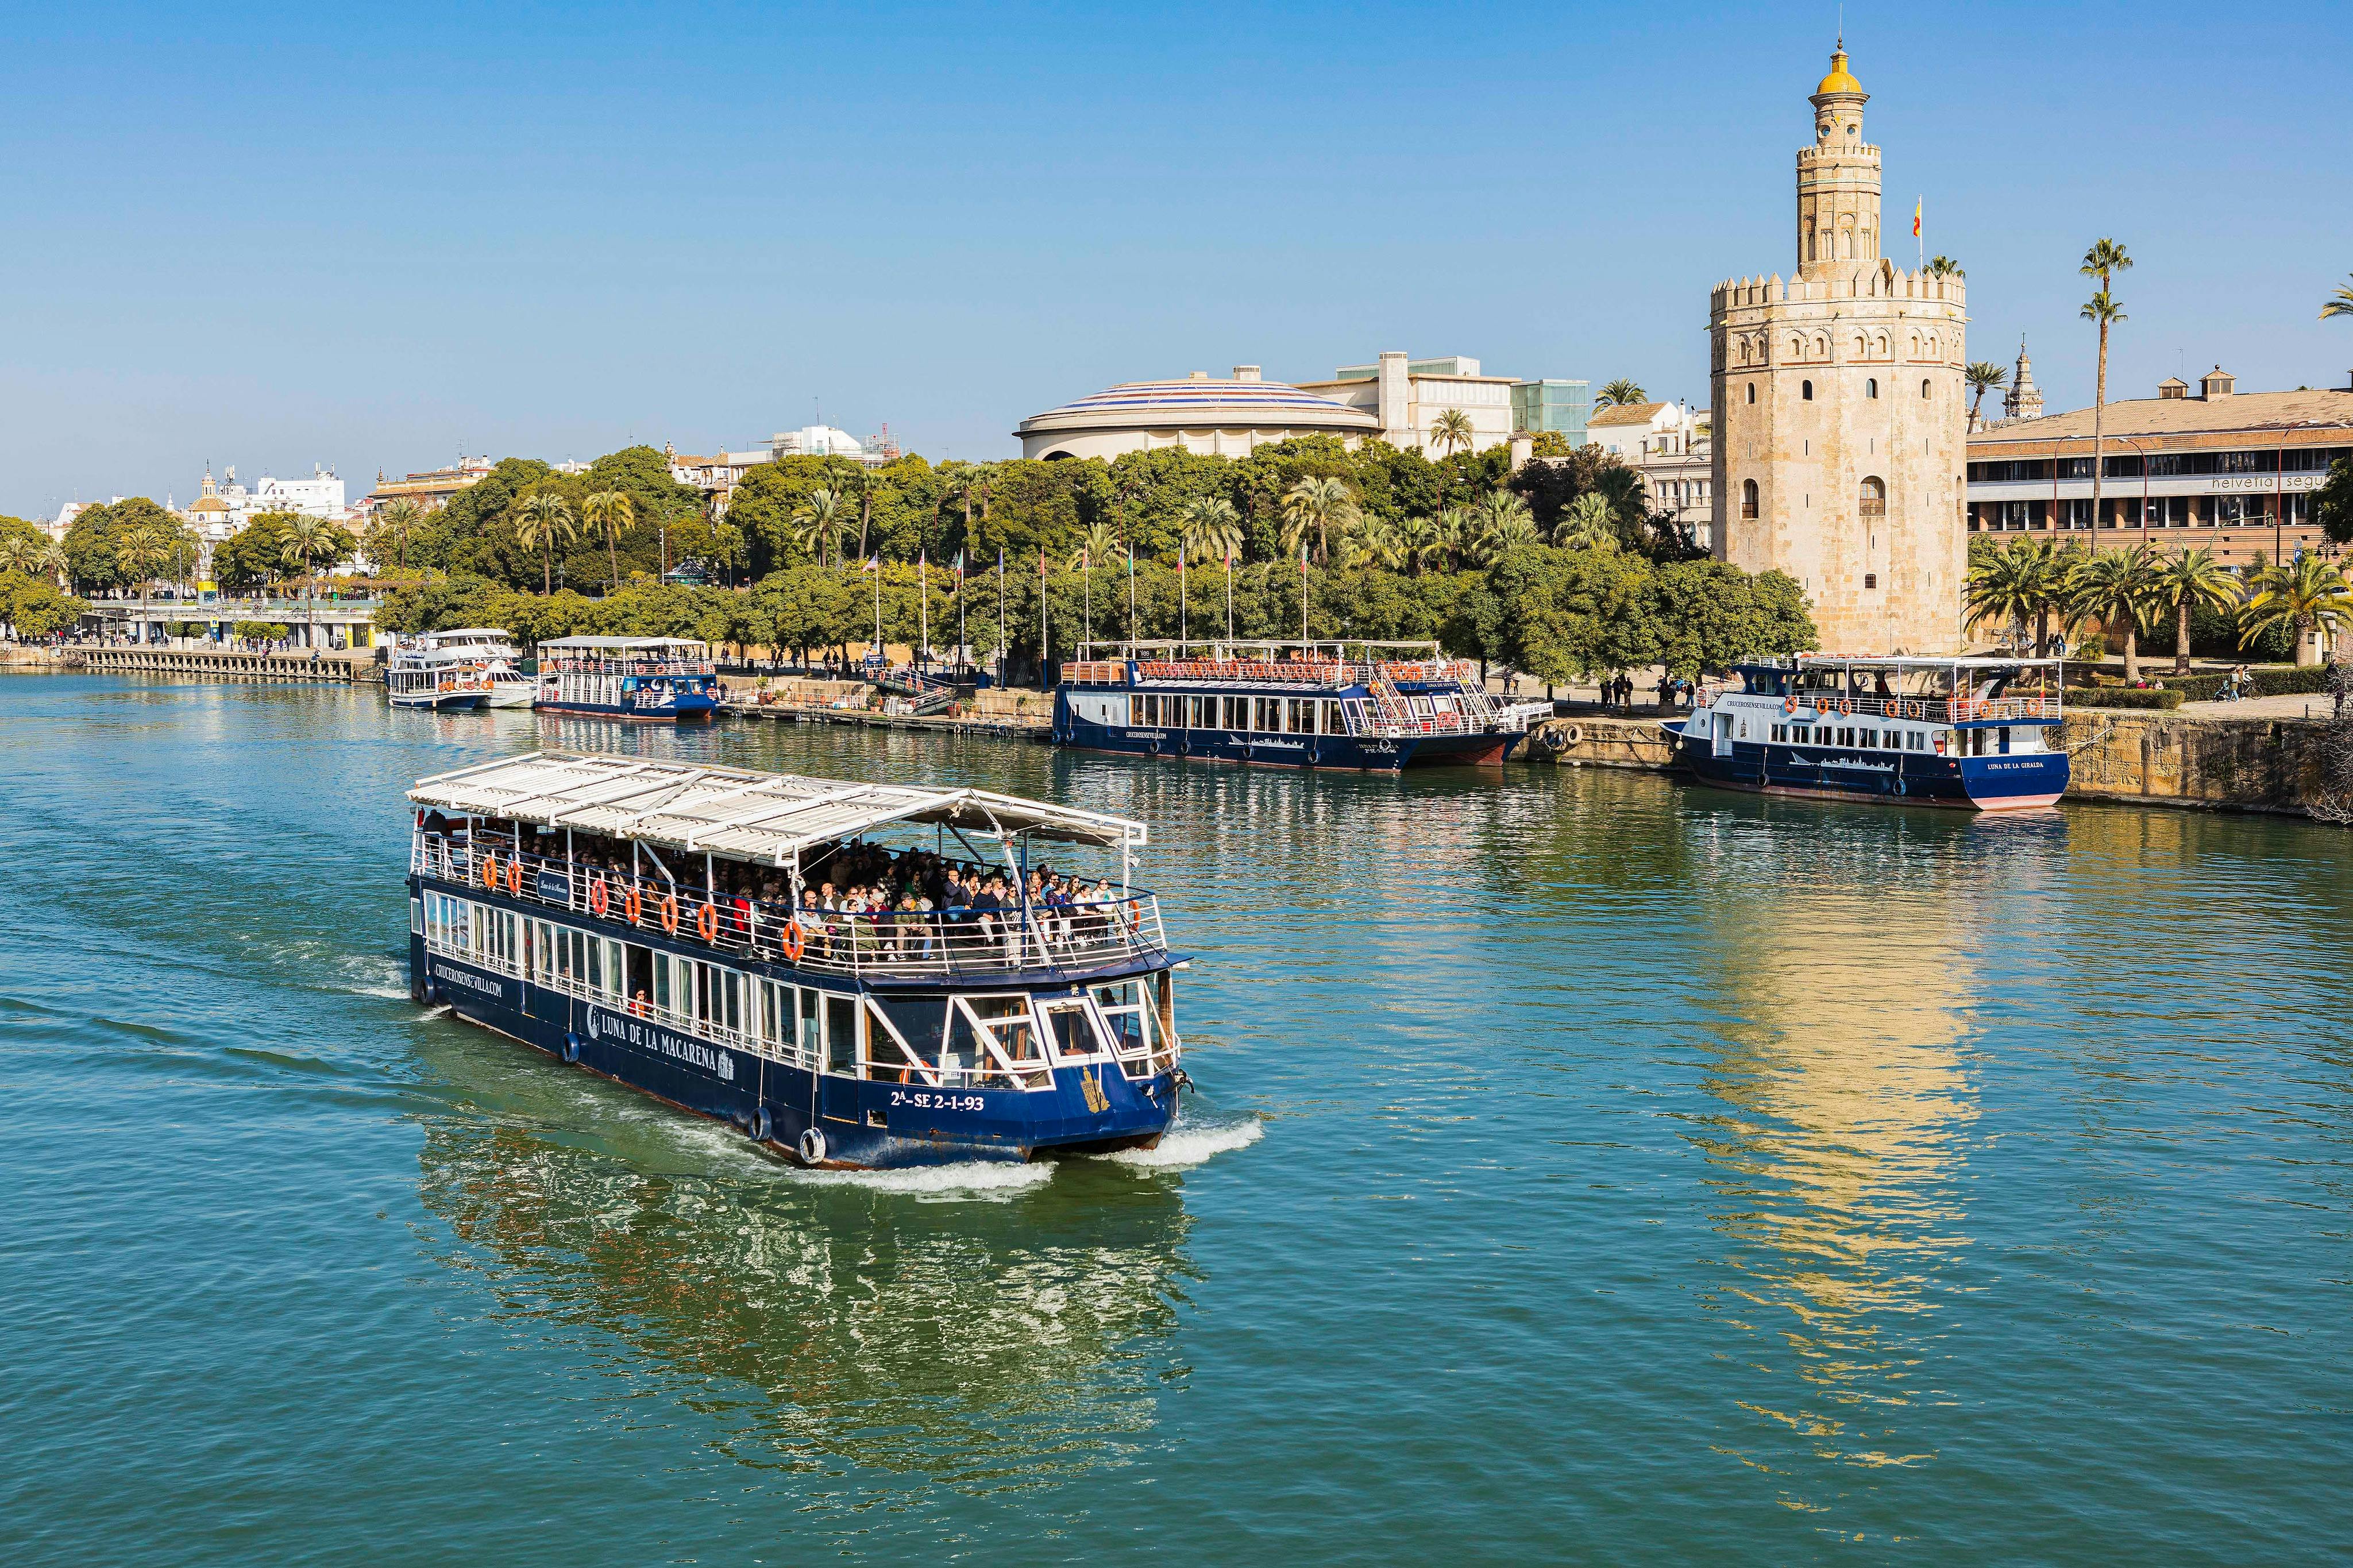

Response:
(2003, 338), (2044, 421)
(1709, 43), (1969, 656)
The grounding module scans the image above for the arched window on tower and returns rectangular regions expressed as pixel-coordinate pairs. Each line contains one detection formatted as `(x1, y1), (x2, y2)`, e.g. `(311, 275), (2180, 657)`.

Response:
(1859, 477), (1887, 517)
(1921, 379), (1933, 399)
(1746, 382), (1756, 405)
(1867, 377), (1879, 399)
(1741, 480), (1760, 519)
(1802, 380), (1814, 401)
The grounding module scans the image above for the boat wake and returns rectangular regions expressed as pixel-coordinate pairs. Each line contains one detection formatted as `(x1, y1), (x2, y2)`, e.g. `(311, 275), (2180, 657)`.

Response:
(1096, 1114), (1264, 1169)
(790, 1160), (1056, 1199)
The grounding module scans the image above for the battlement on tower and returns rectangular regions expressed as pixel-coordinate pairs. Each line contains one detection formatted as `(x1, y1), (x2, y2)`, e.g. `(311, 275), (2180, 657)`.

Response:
(1710, 268), (1966, 314)
(1796, 142), (1880, 167)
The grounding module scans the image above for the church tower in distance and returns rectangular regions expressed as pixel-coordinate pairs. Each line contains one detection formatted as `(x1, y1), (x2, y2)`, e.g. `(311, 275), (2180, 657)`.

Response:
(1710, 43), (1968, 656)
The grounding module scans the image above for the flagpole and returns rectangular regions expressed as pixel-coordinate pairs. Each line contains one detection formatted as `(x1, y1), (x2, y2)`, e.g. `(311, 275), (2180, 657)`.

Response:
(1037, 547), (1048, 689)
(1082, 550), (1090, 648)
(872, 558), (881, 667)
(1300, 544), (1309, 646)
(1225, 551), (1234, 644)
(1126, 543), (1136, 648)
(1179, 549), (1187, 646)
(997, 547), (1005, 690)
(919, 550), (929, 674)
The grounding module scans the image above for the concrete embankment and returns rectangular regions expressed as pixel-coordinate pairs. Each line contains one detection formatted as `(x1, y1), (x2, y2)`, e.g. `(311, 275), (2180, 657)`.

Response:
(1525, 709), (2345, 820)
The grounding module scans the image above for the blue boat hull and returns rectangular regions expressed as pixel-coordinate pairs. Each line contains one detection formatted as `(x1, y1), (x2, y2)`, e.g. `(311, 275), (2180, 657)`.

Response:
(1052, 716), (1518, 771)
(407, 885), (1178, 1169)
(1667, 721), (2067, 809)
(535, 692), (719, 722)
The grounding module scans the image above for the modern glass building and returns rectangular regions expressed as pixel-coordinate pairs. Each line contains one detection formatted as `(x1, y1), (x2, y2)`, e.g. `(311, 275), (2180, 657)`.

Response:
(1511, 379), (1591, 446)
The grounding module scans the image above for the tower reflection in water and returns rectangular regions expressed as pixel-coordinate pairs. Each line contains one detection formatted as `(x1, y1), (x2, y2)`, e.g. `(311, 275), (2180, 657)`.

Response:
(1682, 812), (2047, 1475)
(407, 1028), (1199, 1494)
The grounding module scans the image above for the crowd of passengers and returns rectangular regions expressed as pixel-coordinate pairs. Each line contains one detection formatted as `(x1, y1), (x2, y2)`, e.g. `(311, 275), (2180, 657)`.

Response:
(420, 813), (1135, 963)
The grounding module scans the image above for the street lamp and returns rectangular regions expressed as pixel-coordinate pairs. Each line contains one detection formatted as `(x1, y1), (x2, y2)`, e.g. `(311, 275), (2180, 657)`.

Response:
(2273, 420), (2332, 566)
(2112, 433), (2156, 548)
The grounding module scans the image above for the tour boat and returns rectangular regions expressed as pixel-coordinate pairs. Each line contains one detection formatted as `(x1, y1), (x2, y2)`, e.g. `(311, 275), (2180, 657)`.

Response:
(1053, 640), (1534, 770)
(1666, 654), (2069, 809)
(417, 627), (535, 708)
(534, 636), (720, 721)
(405, 751), (1187, 1168)
(387, 643), (493, 710)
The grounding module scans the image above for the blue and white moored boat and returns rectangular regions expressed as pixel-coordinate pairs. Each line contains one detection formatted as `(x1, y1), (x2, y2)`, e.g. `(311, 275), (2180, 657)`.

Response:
(387, 642), (493, 710)
(1054, 640), (1533, 770)
(1667, 654), (2069, 810)
(534, 636), (720, 721)
(406, 751), (1186, 1168)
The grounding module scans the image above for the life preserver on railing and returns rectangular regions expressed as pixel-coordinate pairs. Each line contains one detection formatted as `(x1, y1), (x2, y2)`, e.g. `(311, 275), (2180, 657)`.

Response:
(506, 859), (523, 897)
(624, 886), (642, 925)
(1783, 694), (1797, 714)
(799, 1127), (827, 1165)
(661, 894), (681, 936)
(589, 878), (609, 917)
(480, 853), (499, 890)
(695, 902), (719, 943)
(1838, 698), (1853, 716)
(780, 922), (805, 963)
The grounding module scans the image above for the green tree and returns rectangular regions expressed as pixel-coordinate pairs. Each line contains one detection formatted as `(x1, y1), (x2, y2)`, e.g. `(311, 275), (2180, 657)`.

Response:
(1279, 476), (1361, 565)
(2080, 238), (2133, 527)
(1965, 361), (2008, 434)
(2321, 274), (2353, 321)
(2239, 554), (2353, 667)
(278, 513), (350, 645)
(0, 571), (87, 639)
(1471, 491), (1539, 563)
(2150, 547), (2241, 675)
(1925, 255), (1965, 279)
(1966, 536), (2069, 654)
(1595, 379), (1648, 410)
(511, 492), (577, 596)
(368, 499), (426, 578)
(793, 488), (848, 569)
(1551, 491), (1618, 551)
(2315, 458), (2353, 546)
(1178, 495), (1242, 569)
(2066, 542), (2163, 681)
(581, 488), (635, 591)
(115, 522), (181, 621)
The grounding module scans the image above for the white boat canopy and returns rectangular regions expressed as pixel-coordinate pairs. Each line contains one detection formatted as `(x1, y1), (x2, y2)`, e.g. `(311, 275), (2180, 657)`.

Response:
(407, 751), (1148, 864)
(537, 636), (708, 651)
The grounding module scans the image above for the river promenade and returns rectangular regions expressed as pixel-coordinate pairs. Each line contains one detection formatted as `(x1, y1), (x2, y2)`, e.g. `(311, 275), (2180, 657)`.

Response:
(7, 670), (2353, 1563)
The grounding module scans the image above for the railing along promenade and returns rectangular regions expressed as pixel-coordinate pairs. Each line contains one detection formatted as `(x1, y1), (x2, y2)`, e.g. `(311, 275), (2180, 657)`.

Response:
(415, 837), (1169, 982)
(78, 645), (379, 683)
(1699, 687), (2063, 724)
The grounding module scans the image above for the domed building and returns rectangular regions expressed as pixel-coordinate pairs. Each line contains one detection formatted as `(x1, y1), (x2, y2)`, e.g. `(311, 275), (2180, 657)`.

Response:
(1016, 366), (1379, 461)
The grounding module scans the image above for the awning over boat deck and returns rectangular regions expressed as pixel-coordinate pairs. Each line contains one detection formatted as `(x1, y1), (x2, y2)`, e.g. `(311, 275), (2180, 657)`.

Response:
(406, 751), (1148, 863)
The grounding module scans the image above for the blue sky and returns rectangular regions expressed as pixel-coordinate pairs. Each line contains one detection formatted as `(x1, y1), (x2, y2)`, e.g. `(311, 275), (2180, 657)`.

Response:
(4, 1), (2349, 517)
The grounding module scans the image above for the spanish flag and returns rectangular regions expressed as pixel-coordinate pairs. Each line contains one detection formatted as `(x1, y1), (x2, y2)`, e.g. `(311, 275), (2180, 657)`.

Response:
(1913, 198), (1922, 238)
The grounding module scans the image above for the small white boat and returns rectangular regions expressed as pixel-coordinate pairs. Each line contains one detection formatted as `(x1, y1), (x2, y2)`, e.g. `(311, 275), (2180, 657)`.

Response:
(388, 644), (493, 710)
(416, 627), (537, 708)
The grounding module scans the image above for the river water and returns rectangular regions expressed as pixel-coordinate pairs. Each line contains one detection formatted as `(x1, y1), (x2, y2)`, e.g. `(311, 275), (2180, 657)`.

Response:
(5, 673), (2351, 1564)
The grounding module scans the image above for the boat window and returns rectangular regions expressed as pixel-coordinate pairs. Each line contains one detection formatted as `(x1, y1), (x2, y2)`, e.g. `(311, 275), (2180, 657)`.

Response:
(1858, 729), (1874, 748)
(824, 992), (859, 1075)
(1187, 695), (1210, 728)
(411, 898), (423, 937)
(956, 994), (1051, 1088)
(1253, 696), (1279, 732)
(869, 995), (947, 1081)
(1040, 998), (1112, 1064)
(651, 952), (672, 1014)
(602, 939), (623, 998)
(1222, 696), (1248, 729)
(1091, 981), (1155, 1060)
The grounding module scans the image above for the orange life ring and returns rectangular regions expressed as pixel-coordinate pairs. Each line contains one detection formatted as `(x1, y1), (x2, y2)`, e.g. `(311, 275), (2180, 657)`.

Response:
(624, 886), (642, 925)
(1783, 694), (1797, 714)
(695, 902), (719, 942)
(506, 859), (523, 897)
(1838, 698), (1853, 716)
(661, 894), (680, 936)
(589, 878), (610, 917)
(780, 923), (805, 963)
(480, 853), (499, 890)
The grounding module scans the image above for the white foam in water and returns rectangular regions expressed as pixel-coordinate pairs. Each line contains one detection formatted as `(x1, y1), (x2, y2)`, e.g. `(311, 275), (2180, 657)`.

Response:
(1096, 1115), (1265, 1169)
(664, 1118), (1055, 1199)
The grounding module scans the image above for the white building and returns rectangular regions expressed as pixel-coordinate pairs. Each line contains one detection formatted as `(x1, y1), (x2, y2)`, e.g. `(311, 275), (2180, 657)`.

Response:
(1586, 402), (1715, 546)
(768, 425), (885, 465)
(1016, 368), (1379, 461)
(1293, 353), (1519, 457)
(668, 442), (775, 516)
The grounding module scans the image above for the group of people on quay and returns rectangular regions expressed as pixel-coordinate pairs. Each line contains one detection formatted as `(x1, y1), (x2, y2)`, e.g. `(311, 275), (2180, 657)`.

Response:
(421, 812), (1139, 970)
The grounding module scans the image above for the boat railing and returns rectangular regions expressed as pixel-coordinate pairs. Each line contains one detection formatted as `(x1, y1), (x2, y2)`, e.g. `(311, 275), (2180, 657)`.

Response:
(539, 657), (716, 678)
(1701, 688), (2063, 723)
(1118, 655), (1483, 690)
(413, 838), (1170, 981)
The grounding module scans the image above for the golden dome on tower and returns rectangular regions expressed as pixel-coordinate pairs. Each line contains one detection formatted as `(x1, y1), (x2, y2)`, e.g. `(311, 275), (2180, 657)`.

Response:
(1815, 46), (1862, 95)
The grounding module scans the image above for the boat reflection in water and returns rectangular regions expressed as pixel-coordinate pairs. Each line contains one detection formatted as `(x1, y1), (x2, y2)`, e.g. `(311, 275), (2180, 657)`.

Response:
(1680, 809), (2041, 1479)
(407, 1024), (1201, 1492)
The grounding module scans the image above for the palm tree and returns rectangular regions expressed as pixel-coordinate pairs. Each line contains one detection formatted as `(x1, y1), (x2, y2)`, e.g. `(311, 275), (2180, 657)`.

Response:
(1552, 491), (1618, 551)
(1925, 256), (1965, 279)
(792, 488), (846, 568)
(1595, 379), (1647, 410)
(2081, 238), (2134, 528)
(1436, 504), (1480, 569)
(580, 488), (635, 591)
(1279, 477), (1361, 565)
(1965, 538), (2057, 652)
(2150, 547), (2241, 676)
(511, 492), (577, 596)
(1351, 514), (1406, 571)
(1178, 496), (1241, 569)
(278, 513), (342, 646)
(1473, 491), (1539, 562)
(115, 523), (181, 633)
(1965, 361), (2008, 433)
(1395, 513), (1443, 577)
(2239, 554), (2353, 667)
(2066, 543), (2163, 682)
(1430, 409), (1475, 461)
(373, 498), (425, 577)
(0, 535), (43, 575)
(2321, 274), (2353, 321)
